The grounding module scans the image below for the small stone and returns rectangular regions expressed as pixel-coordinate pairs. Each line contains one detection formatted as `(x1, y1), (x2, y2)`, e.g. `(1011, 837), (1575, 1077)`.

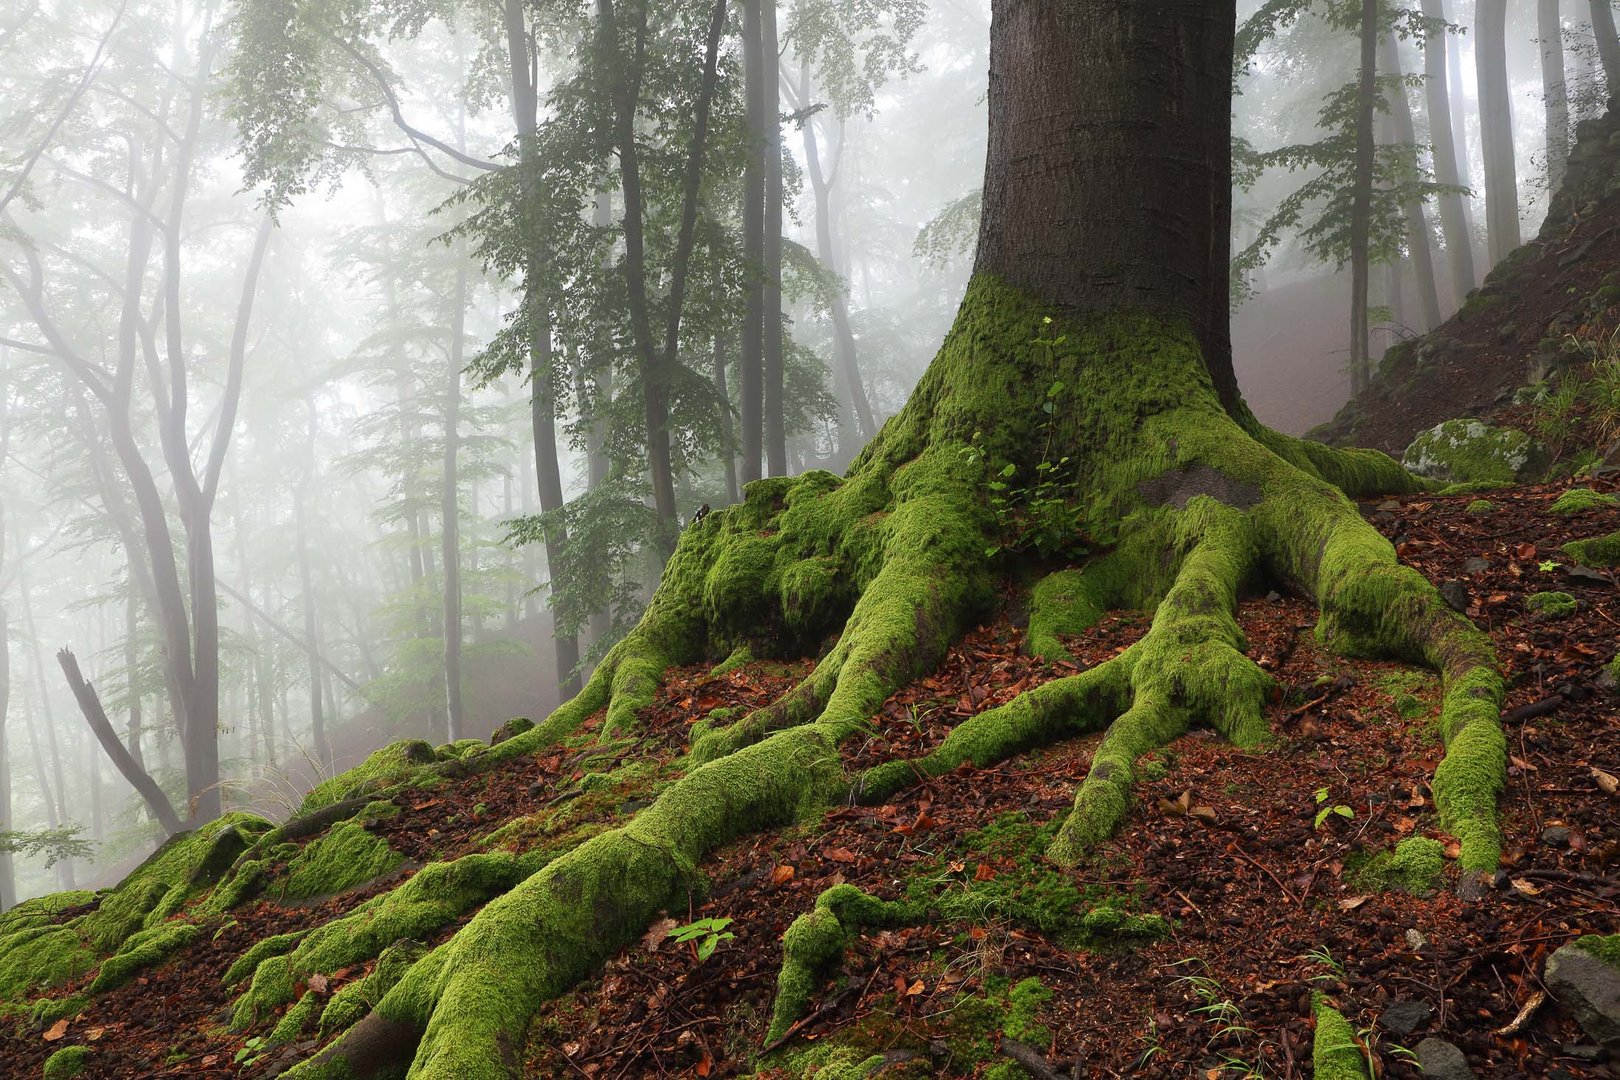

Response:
(1265, 590), (1282, 602)
(1406, 928), (1428, 950)
(1439, 581), (1471, 614)
(1560, 1043), (1605, 1061)
(1462, 557), (1492, 574)
(1416, 1037), (1478, 1079)
(1546, 943), (1620, 1048)
(1380, 999), (1434, 1037)
(1543, 826), (1573, 848)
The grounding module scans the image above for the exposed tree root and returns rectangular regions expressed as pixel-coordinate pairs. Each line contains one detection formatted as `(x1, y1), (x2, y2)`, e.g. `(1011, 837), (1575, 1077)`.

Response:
(250, 278), (1503, 1079)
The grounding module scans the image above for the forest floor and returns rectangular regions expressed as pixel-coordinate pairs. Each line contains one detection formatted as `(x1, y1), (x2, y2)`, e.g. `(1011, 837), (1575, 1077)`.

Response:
(3, 480), (1618, 1079)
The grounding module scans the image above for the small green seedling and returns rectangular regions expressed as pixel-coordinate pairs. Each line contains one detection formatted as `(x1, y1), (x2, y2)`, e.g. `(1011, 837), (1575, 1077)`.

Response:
(668, 917), (735, 962)
(1539, 560), (1561, 573)
(1314, 787), (1354, 829)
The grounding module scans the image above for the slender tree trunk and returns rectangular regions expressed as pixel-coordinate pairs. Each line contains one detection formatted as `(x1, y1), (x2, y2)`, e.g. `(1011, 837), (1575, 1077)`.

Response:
(442, 263), (467, 743)
(798, 61), (876, 456)
(1379, 31), (1443, 331)
(1421, 0), (1479, 306)
(506, 0), (583, 699)
(739, 0), (766, 486)
(713, 329), (740, 505)
(1542, 0), (1571, 194)
(123, 589), (143, 768)
(1348, 0), (1378, 396)
(20, 574), (74, 890)
(1477, 0), (1522, 268)
(762, 0), (786, 477)
(1592, 0), (1620, 100)
(975, 0), (1238, 409)
(57, 649), (181, 836)
(0, 593), (14, 912)
(295, 489), (331, 766)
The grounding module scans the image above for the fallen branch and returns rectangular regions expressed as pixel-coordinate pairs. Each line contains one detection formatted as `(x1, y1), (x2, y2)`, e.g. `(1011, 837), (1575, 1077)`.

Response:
(997, 1037), (1067, 1080)
(1501, 696), (1564, 725)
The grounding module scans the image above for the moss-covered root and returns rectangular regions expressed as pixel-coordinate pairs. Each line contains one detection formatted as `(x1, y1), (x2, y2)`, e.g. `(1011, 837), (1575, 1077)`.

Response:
(856, 650), (1135, 805)
(1312, 994), (1371, 1080)
(286, 726), (843, 1080)
(1048, 504), (1271, 865)
(1026, 567), (1108, 662)
(1263, 474), (1507, 879)
(766, 885), (913, 1044)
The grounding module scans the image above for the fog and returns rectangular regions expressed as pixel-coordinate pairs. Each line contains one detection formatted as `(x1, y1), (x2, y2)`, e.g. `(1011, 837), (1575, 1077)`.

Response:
(0, 0), (1598, 904)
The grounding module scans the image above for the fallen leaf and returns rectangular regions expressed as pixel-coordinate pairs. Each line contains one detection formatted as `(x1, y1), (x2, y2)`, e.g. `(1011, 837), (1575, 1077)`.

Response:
(84, 1028), (104, 1042)
(771, 864), (795, 885)
(696, 1052), (713, 1077)
(1509, 878), (1544, 896)
(410, 799), (442, 811)
(905, 978), (925, 996)
(1442, 841), (1462, 860)
(42, 1020), (67, 1042)
(642, 917), (677, 951)
(1337, 895), (1370, 912)
(1158, 790), (1192, 817)
(1516, 543), (1537, 560)
(1509, 755), (1539, 772)
(1593, 768), (1619, 795)
(307, 972), (329, 994)
(968, 926), (987, 940)
(824, 847), (859, 864)
(974, 863), (997, 882)
(947, 860), (966, 874)
(1189, 805), (1219, 823)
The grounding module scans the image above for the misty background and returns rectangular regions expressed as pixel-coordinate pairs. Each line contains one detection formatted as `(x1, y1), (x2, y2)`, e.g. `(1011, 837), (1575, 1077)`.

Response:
(0, 0), (1600, 906)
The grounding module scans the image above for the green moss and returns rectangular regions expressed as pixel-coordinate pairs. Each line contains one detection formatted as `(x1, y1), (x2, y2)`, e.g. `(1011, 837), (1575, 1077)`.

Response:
(89, 920), (201, 993)
(1437, 480), (1513, 495)
(1026, 569), (1106, 662)
(300, 739), (436, 814)
(1465, 499), (1494, 514)
(0, 926), (92, 1008)
(1550, 487), (1619, 514)
(766, 885), (915, 1042)
(1574, 933), (1620, 966)
(1312, 994), (1370, 1079)
(1347, 836), (1446, 896)
(270, 990), (322, 1044)
(0, 893), (93, 940)
(709, 645), (753, 677)
(42, 1045), (91, 1079)
(1003, 977), (1052, 1046)
(318, 939), (428, 1038)
(274, 821), (402, 901)
(1564, 530), (1620, 567)
(1526, 591), (1578, 618)
(224, 932), (305, 988)
(1401, 419), (1537, 484)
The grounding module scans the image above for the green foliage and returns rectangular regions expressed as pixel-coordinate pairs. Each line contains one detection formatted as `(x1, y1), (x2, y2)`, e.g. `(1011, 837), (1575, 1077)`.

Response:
(1550, 487), (1619, 514)
(1346, 836), (1445, 895)
(667, 917), (735, 962)
(0, 825), (93, 869)
(1312, 994), (1371, 1080)
(1313, 787), (1355, 829)
(1563, 529), (1620, 568)
(1525, 591), (1578, 618)
(43, 1045), (91, 1079)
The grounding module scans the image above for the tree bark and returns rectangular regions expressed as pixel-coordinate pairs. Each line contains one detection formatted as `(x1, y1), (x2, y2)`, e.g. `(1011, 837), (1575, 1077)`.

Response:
(57, 649), (181, 836)
(974, 0), (1239, 411)
(1591, 0), (1620, 101)
(20, 571), (75, 890)
(442, 262), (467, 743)
(1348, 0), (1378, 396)
(1421, 0), (1479, 307)
(506, 0), (582, 699)
(1477, 0), (1522, 269)
(1541, 0), (1571, 194)
(762, 0), (786, 477)
(0, 590), (13, 911)
(740, 0), (766, 486)
(295, 479), (331, 768)
(1379, 30), (1443, 332)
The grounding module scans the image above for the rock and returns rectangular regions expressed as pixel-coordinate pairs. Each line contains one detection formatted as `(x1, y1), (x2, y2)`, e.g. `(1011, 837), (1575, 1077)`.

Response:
(1439, 581), (1470, 614)
(1546, 943), (1620, 1048)
(1542, 825), (1573, 848)
(1405, 928), (1428, 950)
(1415, 1037), (1478, 1079)
(1401, 418), (1546, 484)
(1380, 999), (1433, 1037)
(1560, 1043), (1605, 1061)
(1462, 557), (1492, 574)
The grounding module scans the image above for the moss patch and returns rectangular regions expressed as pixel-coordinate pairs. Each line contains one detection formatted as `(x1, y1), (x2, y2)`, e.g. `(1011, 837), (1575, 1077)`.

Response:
(1400, 419), (1538, 484)
(1026, 569), (1105, 662)
(1525, 591), (1578, 618)
(42, 1045), (91, 1079)
(274, 821), (402, 901)
(1347, 837), (1446, 896)
(1312, 994), (1370, 1079)
(89, 920), (201, 993)
(299, 740), (437, 814)
(1465, 499), (1494, 514)
(1564, 529), (1620, 567)
(1574, 933), (1620, 966)
(1550, 487), (1619, 514)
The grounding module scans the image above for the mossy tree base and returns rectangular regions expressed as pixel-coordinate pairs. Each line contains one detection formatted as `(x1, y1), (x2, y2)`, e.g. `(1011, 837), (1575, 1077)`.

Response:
(3, 277), (1505, 1080)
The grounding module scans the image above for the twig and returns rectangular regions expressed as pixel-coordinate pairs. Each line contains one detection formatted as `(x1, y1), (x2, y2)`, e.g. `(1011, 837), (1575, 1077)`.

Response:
(997, 1037), (1067, 1080)
(1230, 848), (1299, 905)
(1501, 695), (1564, 724)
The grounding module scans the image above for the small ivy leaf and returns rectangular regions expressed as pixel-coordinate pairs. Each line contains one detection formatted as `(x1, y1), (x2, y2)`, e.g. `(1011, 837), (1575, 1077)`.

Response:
(1042, 400), (1056, 414)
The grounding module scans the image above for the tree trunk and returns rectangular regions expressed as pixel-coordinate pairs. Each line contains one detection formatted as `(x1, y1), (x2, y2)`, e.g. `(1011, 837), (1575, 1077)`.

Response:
(739, 0), (766, 486)
(1592, 0), (1620, 101)
(713, 330), (741, 505)
(1477, 0), (1522, 269)
(507, 0), (583, 699)
(58, 649), (181, 836)
(798, 61), (877, 458)
(20, 574), (74, 890)
(1348, 0), (1378, 396)
(295, 489), (331, 767)
(442, 263), (467, 743)
(762, 0), (786, 477)
(123, 589), (144, 769)
(0, 593), (13, 912)
(974, 0), (1238, 410)
(1542, 0), (1571, 195)
(1421, 0), (1479, 307)
(1379, 30), (1443, 332)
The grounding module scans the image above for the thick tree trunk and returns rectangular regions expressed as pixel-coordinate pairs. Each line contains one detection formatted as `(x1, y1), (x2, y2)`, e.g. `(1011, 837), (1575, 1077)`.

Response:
(1477, 0), (1522, 269)
(974, 0), (1238, 408)
(1379, 31), (1443, 332)
(1348, 0), (1378, 396)
(1542, 0), (1571, 194)
(740, 0), (766, 485)
(1592, 0), (1620, 101)
(1421, 0), (1479, 307)
(762, 0), (786, 477)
